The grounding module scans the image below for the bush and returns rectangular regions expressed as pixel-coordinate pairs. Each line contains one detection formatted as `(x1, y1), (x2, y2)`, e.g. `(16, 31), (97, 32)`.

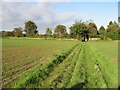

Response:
(99, 35), (107, 40)
(107, 34), (120, 40)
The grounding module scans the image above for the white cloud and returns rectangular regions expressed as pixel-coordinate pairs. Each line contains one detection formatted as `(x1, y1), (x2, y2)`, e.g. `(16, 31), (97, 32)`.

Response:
(1, 2), (85, 34)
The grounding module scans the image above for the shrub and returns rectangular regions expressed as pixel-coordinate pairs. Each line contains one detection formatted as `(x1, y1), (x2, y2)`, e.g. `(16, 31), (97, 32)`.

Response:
(99, 35), (107, 40)
(107, 34), (120, 40)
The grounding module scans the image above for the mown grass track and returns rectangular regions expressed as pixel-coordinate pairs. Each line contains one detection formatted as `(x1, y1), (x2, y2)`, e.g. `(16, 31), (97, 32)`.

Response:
(12, 41), (118, 88)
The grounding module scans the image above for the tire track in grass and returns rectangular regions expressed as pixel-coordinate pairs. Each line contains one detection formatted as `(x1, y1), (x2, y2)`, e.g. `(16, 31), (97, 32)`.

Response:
(94, 60), (108, 88)
(67, 43), (87, 88)
(85, 44), (108, 88)
(89, 45), (118, 88)
(67, 43), (108, 88)
(39, 44), (82, 88)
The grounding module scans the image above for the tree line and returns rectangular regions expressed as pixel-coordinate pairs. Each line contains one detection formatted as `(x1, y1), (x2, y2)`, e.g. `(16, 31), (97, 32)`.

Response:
(1, 19), (120, 40)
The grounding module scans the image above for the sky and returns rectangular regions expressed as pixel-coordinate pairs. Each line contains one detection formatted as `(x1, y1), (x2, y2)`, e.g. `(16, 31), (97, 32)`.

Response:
(0, 0), (119, 34)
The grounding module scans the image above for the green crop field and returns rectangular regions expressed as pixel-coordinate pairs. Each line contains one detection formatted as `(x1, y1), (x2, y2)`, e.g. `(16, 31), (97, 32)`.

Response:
(2, 38), (78, 87)
(2, 38), (118, 88)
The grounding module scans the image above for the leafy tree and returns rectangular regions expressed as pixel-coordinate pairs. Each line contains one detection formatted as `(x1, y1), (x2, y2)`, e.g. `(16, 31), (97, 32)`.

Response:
(107, 24), (119, 34)
(54, 25), (67, 38)
(99, 26), (106, 35)
(13, 27), (22, 37)
(88, 22), (98, 38)
(113, 21), (117, 24)
(106, 23), (119, 40)
(8, 31), (14, 37)
(46, 28), (52, 36)
(118, 17), (120, 22)
(2, 31), (7, 38)
(69, 21), (89, 41)
(24, 21), (38, 37)
(45, 28), (52, 39)
(2, 31), (14, 37)
(109, 21), (113, 25)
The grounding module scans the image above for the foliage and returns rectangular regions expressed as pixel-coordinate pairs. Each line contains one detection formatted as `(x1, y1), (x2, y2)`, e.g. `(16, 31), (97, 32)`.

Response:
(69, 20), (99, 41)
(99, 35), (107, 40)
(107, 34), (120, 40)
(99, 26), (106, 35)
(106, 22), (119, 40)
(2, 20), (119, 40)
(118, 17), (120, 23)
(69, 21), (89, 40)
(2, 31), (14, 38)
(24, 21), (38, 37)
(107, 24), (119, 34)
(46, 28), (52, 36)
(109, 21), (113, 25)
(13, 27), (23, 37)
(88, 22), (99, 38)
(45, 28), (52, 39)
(54, 25), (67, 38)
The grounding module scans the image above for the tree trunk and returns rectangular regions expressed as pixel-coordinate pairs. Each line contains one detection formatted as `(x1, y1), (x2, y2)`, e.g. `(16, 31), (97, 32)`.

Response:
(86, 35), (89, 41)
(84, 36), (85, 41)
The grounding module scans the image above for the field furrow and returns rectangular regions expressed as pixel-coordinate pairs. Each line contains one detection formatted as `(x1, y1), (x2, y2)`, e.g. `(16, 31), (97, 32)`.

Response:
(12, 43), (79, 88)
(2, 39), (118, 88)
(66, 44), (87, 88)
(38, 45), (81, 88)
(82, 44), (106, 88)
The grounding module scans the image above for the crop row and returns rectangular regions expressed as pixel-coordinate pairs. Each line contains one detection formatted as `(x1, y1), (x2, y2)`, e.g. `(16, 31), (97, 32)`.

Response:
(39, 44), (81, 88)
(11, 42), (118, 88)
(12, 43), (79, 88)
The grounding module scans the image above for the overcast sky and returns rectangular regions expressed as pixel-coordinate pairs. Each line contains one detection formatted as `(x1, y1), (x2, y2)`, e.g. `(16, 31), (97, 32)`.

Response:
(1, 0), (119, 34)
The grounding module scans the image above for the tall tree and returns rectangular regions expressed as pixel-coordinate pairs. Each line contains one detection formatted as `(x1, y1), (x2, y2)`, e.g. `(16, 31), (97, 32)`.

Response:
(99, 26), (106, 35)
(107, 24), (119, 34)
(113, 21), (117, 24)
(109, 21), (113, 25)
(46, 28), (52, 39)
(106, 22), (119, 40)
(24, 21), (38, 37)
(13, 27), (22, 37)
(69, 21), (89, 41)
(46, 28), (52, 36)
(88, 22), (98, 38)
(118, 17), (120, 22)
(54, 25), (67, 38)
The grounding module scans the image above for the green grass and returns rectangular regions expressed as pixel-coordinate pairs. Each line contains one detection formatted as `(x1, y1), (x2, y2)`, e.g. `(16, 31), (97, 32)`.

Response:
(2, 38), (78, 87)
(2, 38), (118, 88)
(13, 43), (79, 88)
(88, 41), (118, 64)
(85, 43), (118, 88)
